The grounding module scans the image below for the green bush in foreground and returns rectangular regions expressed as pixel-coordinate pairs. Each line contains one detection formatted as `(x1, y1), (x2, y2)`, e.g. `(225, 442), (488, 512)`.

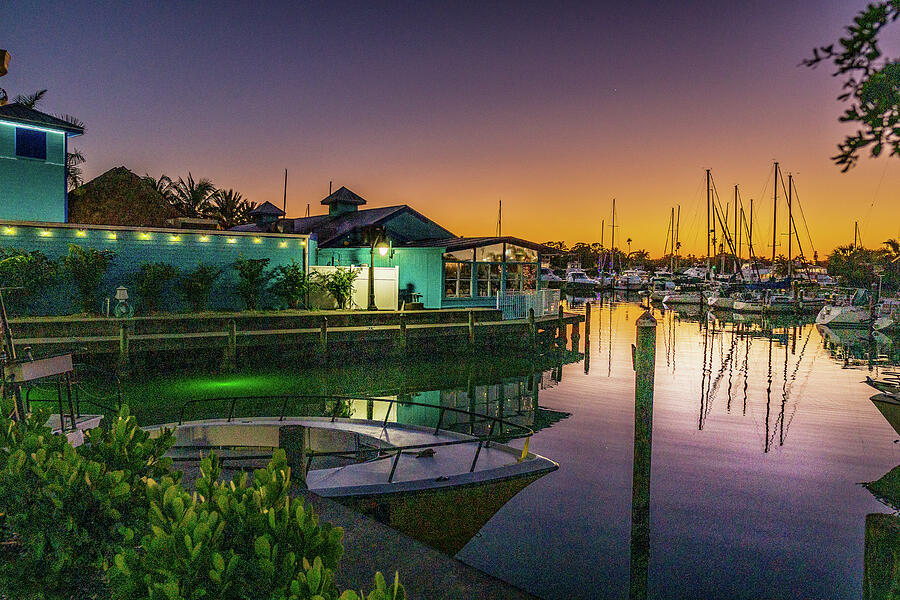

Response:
(317, 267), (360, 310)
(110, 450), (404, 600)
(0, 407), (176, 599)
(62, 244), (117, 314)
(234, 255), (271, 310)
(135, 262), (179, 313)
(271, 260), (316, 309)
(176, 262), (222, 311)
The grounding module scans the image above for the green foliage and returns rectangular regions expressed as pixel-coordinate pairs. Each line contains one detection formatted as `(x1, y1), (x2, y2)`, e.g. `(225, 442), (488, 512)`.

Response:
(210, 189), (257, 229)
(317, 267), (361, 310)
(135, 262), (179, 313)
(271, 260), (316, 309)
(0, 247), (58, 300)
(0, 406), (176, 599)
(110, 450), (404, 600)
(168, 173), (217, 218)
(804, 1), (900, 170)
(865, 463), (900, 511)
(176, 262), (222, 312)
(62, 243), (116, 314)
(824, 243), (900, 290)
(233, 255), (271, 310)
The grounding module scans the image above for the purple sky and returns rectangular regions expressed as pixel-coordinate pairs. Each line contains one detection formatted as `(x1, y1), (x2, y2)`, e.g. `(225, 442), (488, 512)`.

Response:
(4, 1), (898, 254)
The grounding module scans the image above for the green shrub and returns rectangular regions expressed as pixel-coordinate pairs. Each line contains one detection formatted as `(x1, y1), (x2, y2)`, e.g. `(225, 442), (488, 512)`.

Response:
(110, 450), (404, 600)
(134, 262), (179, 313)
(62, 244), (116, 314)
(317, 267), (361, 310)
(0, 406), (176, 599)
(234, 255), (270, 310)
(0, 247), (58, 297)
(176, 262), (222, 311)
(271, 260), (316, 309)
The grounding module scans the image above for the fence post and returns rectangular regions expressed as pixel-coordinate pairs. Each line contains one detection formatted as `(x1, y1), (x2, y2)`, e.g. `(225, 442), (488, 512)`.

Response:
(528, 307), (536, 345)
(398, 312), (408, 354)
(118, 321), (130, 371)
(319, 316), (328, 362)
(222, 319), (237, 372)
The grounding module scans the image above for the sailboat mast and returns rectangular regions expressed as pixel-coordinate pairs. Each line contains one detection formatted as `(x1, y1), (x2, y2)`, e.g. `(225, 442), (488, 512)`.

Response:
(734, 185), (738, 274)
(787, 173), (792, 279)
(675, 205), (680, 271)
(706, 169), (711, 271)
(772, 162), (779, 266)
(611, 198), (616, 272)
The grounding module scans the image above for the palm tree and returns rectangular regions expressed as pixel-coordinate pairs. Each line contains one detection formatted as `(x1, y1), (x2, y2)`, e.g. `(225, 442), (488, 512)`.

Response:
(169, 173), (216, 218)
(142, 174), (174, 201)
(210, 189), (257, 229)
(626, 237), (632, 256)
(15, 89), (84, 190)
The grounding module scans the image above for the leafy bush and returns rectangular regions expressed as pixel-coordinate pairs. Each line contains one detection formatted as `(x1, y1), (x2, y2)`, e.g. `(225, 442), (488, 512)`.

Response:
(134, 262), (179, 313)
(234, 255), (270, 310)
(176, 262), (222, 312)
(317, 267), (361, 310)
(0, 406), (176, 599)
(271, 260), (316, 309)
(0, 247), (58, 297)
(110, 450), (404, 600)
(62, 244), (116, 314)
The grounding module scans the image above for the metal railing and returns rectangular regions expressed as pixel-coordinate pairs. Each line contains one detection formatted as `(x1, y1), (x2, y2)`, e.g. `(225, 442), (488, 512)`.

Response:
(173, 393), (535, 482)
(496, 289), (561, 319)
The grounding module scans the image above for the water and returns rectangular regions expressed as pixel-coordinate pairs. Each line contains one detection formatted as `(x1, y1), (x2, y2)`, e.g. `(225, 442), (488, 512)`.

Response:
(45, 299), (900, 598)
(457, 300), (900, 599)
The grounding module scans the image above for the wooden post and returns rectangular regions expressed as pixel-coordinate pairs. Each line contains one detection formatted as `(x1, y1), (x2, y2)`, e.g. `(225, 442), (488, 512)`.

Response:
(222, 319), (237, 372)
(398, 312), (408, 353)
(468, 310), (475, 347)
(557, 304), (566, 348)
(629, 311), (657, 600)
(584, 302), (592, 373)
(279, 425), (307, 489)
(118, 321), (130, 371)
(528, 307), (536, 345)
(319, 316), (328, 360)
(571, 320), (580, 352)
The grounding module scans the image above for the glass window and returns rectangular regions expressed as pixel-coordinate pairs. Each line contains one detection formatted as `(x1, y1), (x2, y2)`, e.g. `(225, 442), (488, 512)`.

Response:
(522, 264), (537, 290)
(506, 263), (522, 292)
(443, 249), (474, 261)
(15, 128), (47, 160)
(505, 244), (537, 262)
(477, 263), (501, 296)
(444, 261), (472, 297)
(476, 244), (504, 262)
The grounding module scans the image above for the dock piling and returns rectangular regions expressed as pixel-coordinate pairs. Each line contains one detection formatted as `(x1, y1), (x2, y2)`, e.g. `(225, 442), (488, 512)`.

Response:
(571, 320), (580, 352)
(528, 307), (536, 345)
(468, 310), (475, 347)
(557, 304), (566, 348)
(630, 310), (657, 600)
(399, 312), (408, 353)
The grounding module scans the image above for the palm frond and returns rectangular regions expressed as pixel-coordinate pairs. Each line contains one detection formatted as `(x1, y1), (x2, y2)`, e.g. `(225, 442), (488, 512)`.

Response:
(13, 89), (47, 108)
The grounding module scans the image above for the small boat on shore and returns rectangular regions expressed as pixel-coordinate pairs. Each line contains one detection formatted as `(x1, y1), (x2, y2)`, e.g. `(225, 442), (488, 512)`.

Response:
(149, 394), (558, 555)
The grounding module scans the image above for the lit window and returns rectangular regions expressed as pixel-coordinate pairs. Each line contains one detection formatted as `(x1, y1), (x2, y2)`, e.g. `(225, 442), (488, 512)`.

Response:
(15, 128), (46, 160)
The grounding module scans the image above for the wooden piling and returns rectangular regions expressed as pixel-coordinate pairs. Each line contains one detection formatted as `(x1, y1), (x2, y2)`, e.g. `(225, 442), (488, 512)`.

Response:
(629, 311), (657, 600)
(557, 304), (566, 348)
(468, 310), (475, 347)
(571, 320), (580, 352)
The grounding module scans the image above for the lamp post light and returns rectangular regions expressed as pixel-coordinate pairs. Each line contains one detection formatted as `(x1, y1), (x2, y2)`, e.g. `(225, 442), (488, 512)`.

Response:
(368, 232), (388, 310)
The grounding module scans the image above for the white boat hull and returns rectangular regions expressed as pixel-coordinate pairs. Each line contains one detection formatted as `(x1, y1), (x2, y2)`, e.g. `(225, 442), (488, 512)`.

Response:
(815, 304), (871, 327)
(663, 293), (703, 305)
(707, 296), (734, 310)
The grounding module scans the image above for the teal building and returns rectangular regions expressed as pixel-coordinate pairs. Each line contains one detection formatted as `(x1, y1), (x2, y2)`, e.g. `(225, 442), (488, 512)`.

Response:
(0, 103), (83, 222)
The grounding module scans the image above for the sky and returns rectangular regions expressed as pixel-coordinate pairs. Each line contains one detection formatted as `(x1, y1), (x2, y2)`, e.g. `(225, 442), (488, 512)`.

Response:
(3, 0), (899, 257)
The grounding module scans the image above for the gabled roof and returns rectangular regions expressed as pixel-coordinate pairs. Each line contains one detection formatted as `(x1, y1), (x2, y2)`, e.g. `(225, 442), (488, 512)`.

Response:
(321, 186), (367, 206)
(408, 236), (554, 254)
(0, 103), (84, 136)
(68, 166), (179, 227)
(249, 201), (285, 217)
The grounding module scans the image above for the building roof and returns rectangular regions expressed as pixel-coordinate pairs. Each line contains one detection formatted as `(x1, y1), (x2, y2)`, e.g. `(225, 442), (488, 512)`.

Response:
(68, 166), (180, 228)
(0, 103), (84, 136)
(321, 186), (367, 206)
(408, 236), (554, 254)
(248, 201), (285, 217)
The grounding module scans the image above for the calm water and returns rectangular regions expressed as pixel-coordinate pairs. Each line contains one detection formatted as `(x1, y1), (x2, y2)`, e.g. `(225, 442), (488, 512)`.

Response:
(54, 299), (900, 599)
(457, 299), (900, 599)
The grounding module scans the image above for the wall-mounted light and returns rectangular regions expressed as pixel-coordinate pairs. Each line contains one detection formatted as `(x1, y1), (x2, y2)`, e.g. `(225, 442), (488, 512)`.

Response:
(76, 229), (87, 238)
(170, 234), (181, 242)
(199, 235), (210, 242)
(107, 232), (117, 240)
(300, 240), (307, 246)
(253, 237), (262, 244)
(39, 230), (52, 237)
(378, 244), (389, 257)
(279, 241), (288, 248)
(139, 232), (151, 240)
(3, 227), (14, 235)
(226, 238), (237, 244)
